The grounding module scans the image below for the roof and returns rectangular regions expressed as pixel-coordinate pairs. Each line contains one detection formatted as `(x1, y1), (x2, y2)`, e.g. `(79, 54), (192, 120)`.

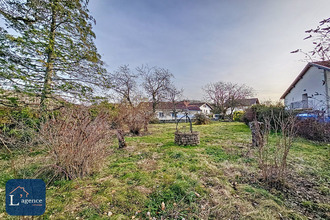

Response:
(189, 102), (213, 110)
(236, 98), (260, 106)
(280, 61), (330, 99)
(224, 98), (259, 107)
(186, 105), (201, 111)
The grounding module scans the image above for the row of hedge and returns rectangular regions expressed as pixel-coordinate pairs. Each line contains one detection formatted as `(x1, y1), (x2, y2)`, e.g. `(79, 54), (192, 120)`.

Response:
(233, 104), (330, 142)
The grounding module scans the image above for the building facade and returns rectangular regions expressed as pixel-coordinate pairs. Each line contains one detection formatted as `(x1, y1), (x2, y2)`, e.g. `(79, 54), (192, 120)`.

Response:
(281, 61), (330, 116)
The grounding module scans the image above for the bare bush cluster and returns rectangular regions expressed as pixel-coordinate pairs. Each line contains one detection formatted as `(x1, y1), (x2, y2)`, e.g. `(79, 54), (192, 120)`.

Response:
(0, 106), (40, 150)
(194, 113), (210, 125)
(118, 103), (153, 135)
(40, 106), (111, 179)
(296, 118), (330, 142)
(254, 110), (297, 188)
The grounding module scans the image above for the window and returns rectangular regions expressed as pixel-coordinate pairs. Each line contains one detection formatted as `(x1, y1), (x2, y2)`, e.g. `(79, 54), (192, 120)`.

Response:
(159, 112), (164, 118)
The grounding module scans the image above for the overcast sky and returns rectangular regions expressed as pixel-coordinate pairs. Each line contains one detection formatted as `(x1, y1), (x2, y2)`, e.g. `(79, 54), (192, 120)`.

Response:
(88, 0), (330, 102)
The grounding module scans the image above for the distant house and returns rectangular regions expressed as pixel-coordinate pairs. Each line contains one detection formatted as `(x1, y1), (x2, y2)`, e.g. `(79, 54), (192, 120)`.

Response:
(189, 102), (213, 115)
(225, 98), (260, 115)
(152, 101), (213, 121)
(280, 61), (330, 116)
(234, 98), (260, 110)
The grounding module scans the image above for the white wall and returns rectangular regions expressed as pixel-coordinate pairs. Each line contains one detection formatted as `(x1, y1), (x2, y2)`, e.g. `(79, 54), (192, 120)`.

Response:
(284, 66), (328, 114)
(200, 104), (212, 115)
(155, 109), (202, 121)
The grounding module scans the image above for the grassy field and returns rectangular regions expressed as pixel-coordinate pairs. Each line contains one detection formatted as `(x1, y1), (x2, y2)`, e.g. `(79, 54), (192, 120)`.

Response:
(0, 122), (329, 219)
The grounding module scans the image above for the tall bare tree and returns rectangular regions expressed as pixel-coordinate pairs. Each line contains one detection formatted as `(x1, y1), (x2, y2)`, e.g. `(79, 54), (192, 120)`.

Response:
(203, 81), (253, 119)
(108, 65), (138, 106)
(137, 65), (173, 113)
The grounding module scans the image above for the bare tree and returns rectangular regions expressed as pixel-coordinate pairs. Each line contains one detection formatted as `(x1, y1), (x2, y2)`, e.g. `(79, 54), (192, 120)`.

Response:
(226, 84), (254, 118)
(203, 81), (253, 119)
(137, 65), (174, 113)
(108, 65), (138, 106)
(291, 17), (329, 61)
(166, 84), (183, 123)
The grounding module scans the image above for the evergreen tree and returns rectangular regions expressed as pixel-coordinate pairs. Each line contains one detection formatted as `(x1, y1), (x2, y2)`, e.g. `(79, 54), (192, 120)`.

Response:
(0, 0), (106, 110)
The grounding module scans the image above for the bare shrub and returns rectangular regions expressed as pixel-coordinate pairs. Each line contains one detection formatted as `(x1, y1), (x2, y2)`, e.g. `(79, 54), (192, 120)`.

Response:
(194, 113), (210, 125)
(0, 106), (40, 149)
(256, 110), (297, 188)
(296, 118), (330, 142)
(40, 106), (111, 179)
(119, 102), (153, 135)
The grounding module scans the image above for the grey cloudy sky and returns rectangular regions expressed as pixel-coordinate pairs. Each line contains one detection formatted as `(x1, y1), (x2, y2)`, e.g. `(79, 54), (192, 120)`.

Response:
(89, 0), (330, 101)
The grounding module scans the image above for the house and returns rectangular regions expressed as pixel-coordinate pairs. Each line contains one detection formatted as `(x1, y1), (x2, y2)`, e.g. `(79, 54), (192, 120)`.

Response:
(189, 102), (213, 115)
(225, 98), (260, 115)
(152, 101), (213, 121)
(280, 61), (330, 116)
(233, 98), (260, 111)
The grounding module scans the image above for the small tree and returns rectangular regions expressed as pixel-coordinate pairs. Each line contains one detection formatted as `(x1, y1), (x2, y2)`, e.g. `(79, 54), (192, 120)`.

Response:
(137, 65), (173, 113)
(203, 81), (253, 119)
(108, 65), (138, 106)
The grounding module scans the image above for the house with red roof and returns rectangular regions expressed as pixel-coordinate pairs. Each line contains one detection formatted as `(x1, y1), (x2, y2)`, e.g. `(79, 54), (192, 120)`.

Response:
(280, 61), (330, 116)
(152, 101), (213, 121)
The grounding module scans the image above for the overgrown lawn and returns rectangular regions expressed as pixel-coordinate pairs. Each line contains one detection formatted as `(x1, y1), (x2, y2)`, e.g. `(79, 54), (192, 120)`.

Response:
(0, 122), (329, 219)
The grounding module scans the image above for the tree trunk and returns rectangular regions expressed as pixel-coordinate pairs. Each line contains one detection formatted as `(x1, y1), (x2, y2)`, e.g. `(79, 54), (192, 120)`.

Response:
(116, 129), (126, 148)
(40, 0), (56, 111)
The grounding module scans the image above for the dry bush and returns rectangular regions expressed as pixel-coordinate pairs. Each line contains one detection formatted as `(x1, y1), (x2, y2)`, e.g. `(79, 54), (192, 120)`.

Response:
(296, 118), (330, 142)
(194, 113), (210, 125)
(256, 110), (297, 188)
(0, 106), (40, 149)
(118, 103), (153, 135)
(40, 106), (111, 179)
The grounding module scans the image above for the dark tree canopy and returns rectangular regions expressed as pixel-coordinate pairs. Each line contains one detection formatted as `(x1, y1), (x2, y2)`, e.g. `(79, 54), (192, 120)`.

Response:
(0, 0), (106, 110)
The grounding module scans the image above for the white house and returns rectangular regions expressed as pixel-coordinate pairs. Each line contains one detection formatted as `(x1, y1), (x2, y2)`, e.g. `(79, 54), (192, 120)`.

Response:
(280, 61), (330, 116)
(190, 102), (213, 115)
(152, 101), (213, 121)
(225, 98), (260, 115)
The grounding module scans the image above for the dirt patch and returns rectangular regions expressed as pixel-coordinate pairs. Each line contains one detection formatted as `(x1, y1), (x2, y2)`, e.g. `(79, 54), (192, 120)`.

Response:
(135, 185), (153, 195)
(137, 159), (158, 171)
(281, 172), (330, 219)
(238, 168), (330, 219)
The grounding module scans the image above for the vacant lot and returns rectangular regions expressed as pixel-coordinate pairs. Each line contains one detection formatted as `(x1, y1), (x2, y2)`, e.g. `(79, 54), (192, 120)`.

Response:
(0, 122), (329, 219)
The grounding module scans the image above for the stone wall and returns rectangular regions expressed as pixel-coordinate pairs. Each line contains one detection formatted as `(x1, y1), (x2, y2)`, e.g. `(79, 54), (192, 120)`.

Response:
(175, 131), (200, 146)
